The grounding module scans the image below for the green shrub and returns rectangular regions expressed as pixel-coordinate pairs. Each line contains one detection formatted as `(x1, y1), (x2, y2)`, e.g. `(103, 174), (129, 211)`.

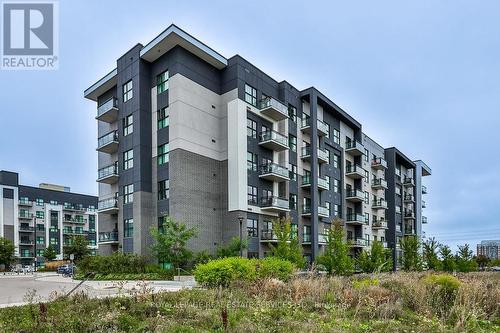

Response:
(74, 271), (173, 281)
(423, 273), (461, 317)
(194, 257), (295, 287)
(78, 253), (148, 274)
(353, 278), (380, 290)
(256, 257), (294, 281)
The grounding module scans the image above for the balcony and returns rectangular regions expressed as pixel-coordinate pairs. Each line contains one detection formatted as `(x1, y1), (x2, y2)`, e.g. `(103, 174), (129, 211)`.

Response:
(372, 199), (388, 210)
(403, 177), (415, 187)
(318, 206), (329, 218)
(345, 189), (364, 202)
(302, 205), (312, 217)
(19, 226), (35, 232)
(300, 118), (329, 136)
(302, 233), (311, 244)
(318, 177), (329, 191)
(301, 175), (329, 191)
(345, 164), (365, 179)
(372, 219), (388, 229)
(64, 216), (86, 224)
(404, 194), (415, 203)
(422, 185), (428, 194)
(99, 231), (119, 243)
(97, 130), (119, 154)
(422, 200), (426, 208)
(405, 227), (416, 236)
(259, 163), (289, 182)
(371, 157), (387, 170)
(372, 178), (388, 190)
(19, 252), (34, 258)
(404, 210), (415, 219)
(422, 216), (428, 224)
(19, 240), (34, 246)
(18, 199), (32, 206)
(260, 230), (278, 242)
(19, 212), (33, 220)
(258, 97), (288, 121)
(350, 238), (368, 248)
(345, 140), (364, 156)
(98, 197), (119, 214)
(301, 147), (329, 164)
(346, 213), (368, 226)
(96, 97), (118, 123)
(258, 130), (289, 151)
(63, 204), (85, 212)
(97, 163), (119, 184)
(260, 196), (290, 213)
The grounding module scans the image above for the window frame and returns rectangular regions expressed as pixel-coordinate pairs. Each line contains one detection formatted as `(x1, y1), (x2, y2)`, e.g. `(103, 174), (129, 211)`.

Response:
(123, 184), (134, 204)
(247, 185), (258, 205)
(158, 179), (169, 200)
(158, 143), (169, 165)
(123, 114), (133, 136)
(157, 107), (169, 129)
(244, 84), (257, 106)
(123, 149), (134, 170)
(157, 70), (169, 94)
(124, 218), (134, 238)
(123, 80), (133, 102)
(247, 118), (257, 139)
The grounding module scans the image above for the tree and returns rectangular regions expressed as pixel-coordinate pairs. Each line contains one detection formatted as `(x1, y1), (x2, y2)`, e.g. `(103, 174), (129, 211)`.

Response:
(0, 237), (15, 270)
(439, 244), (456, 272)
(423, 237), (441, 270)
(357, 240), (392, 273)
(316, 218), (353, 275)
(43, 244), (57, 261)
(64, 235), (91, 262)
(151, 217), (197, 269)
(216, 237), (247, 258)
(475, 254), (489, 270)
(268, 217), (306, 268)
(399, 235), (423, 271)
(455, 244), (477, 272)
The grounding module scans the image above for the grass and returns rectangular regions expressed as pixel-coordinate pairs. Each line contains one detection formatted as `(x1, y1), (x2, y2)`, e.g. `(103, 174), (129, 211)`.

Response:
(0, 272), (498, 332)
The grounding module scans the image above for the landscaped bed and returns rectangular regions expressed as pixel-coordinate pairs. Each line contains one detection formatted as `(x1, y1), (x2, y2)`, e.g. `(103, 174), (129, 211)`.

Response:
(0, 272), (498, 332)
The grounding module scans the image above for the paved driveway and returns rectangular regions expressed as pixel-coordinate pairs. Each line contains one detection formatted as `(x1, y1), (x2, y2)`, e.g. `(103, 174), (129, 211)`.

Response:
(0, 273), (195, 308)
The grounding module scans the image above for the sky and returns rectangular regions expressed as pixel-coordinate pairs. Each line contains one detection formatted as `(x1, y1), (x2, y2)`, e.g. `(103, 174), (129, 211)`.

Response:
(1, 0), (499, 252)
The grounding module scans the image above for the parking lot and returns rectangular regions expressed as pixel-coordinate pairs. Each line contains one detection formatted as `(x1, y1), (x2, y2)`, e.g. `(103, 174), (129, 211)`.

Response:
(0, 272), (195, 308)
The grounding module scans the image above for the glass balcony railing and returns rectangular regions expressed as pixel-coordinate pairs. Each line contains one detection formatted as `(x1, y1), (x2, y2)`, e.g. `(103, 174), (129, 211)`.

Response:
(372, 199), (388, 209)
(346, 213), (368, 224)
(258, 97), (288, 119)
(259, 130), (288, 147)
(350, 238), (368, 247)
(422, 185), (428, 194)
(404, 194), (414, 201)
(97, 97), (118, 118)
(371, 157), (387, 169)
(372, 178), (387, 188)
(345, 140), (364, 151)
(301, 117), (311, 129)
(260, 230), (278, 241)
(318, 206), (329, 217)
(346, 164), (364, 174)
(98, 163), (118, 180)
(98, 198), (118, 211)
(318, 177), (329, 189)
(422, 216), (428, 224)
(317, 119), (329, 134)
(346, 189), (364, 199)
(18, 198), (32, 206)
(19, 211), (32, 219)
(260, 163), (289, 179)
(317, 148), (329, 162)
(97, 130), (118, 149)
(260, 196), (289, 210)
(99, 230), (118, 242)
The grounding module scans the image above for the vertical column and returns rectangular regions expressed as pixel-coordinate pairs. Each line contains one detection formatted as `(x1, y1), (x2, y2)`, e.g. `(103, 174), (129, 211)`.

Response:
(309, 92), (319, 260)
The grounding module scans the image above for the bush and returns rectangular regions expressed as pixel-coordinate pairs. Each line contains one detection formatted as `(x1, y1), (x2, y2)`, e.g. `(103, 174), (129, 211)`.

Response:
(194, 257), (295, 287)
(74, 271), (174, 281)
(78, 253), (149, 274)
(256, 257), (294, 281)
(423, 273), (461, 317)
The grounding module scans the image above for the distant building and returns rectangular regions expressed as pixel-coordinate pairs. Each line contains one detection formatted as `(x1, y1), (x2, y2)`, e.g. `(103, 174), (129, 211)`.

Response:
(477, 240), (500, 260)
(0, 170), (98, 266)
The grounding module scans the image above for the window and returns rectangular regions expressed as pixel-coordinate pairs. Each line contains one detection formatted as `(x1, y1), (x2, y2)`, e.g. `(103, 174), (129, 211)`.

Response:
(288, 163), (297, 181)
(247, 185), (257, 205)
(158, 180), (169, 200)
(333, 129), (340, 144)
(333, 179), (339, 193)
(288, 105), (297, 122)
(290, 224), (298, 240)
(333, 154), (339, 168)
(124, 184), (134, 204)
(365, 213), (369, 223)
(123, 114), (133, 136)
(158, 107), (169, 129)
(37, 224), (44, 231)
(364, 148), (369, 162)
(289, 135), (297, 152)
(262, 189), (272, 199)
(36, 211), (44, 219)
(289, 193), (297, 210)
(247, 218), (258, 237)
(247, 152), (257, 171)
(325, 175), (330, 190)
(247, 118), (257, 138)
(244, 84), (257, 106)
(325, 123), (330, 138)
(364, 170), (369, 182)
(158, 143), (169, 165)
(50, 237), (57, 245)
(50, 200), (57, 205)
(157, 70), (169, 94)
(123, 149), (133, 170)
(364, 191), (369, 204)
(36, 236), (44, 244)
(36, 198), (44, 206)
(36, 249), (44, 257)
(396, 186), (401, 195)
(123, 80), (133, 102)
(395, 167), (401, 177)
(124, 218), (133, 238)
(303, 225), (311, 242)
(325, 202), (331, 216)
(334, 204), (340, 217)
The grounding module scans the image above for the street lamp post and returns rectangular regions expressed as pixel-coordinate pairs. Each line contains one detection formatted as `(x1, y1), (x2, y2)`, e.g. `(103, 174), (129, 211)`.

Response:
(238, 216), (244, 257)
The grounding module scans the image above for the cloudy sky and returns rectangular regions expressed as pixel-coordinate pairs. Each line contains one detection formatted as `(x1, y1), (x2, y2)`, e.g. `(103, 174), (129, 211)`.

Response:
(1, 0), (498, 251)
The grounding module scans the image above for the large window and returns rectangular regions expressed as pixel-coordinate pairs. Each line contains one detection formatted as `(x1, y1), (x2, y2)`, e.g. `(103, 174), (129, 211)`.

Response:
(247, 218), (258, 237)
(158, 180), (169, 200)
(247, 185), (258, 205)
(288, 105), (297, 123)
(36, 211), (44, 219)
(334, 204), (340, 217)
(364, 148), (369, 162)
(123, 80), (133, 102)
(36, 198), (44, 206)
(124, 218), (133, 238)
(247, 118), (257, 138)
(124, 184), (134, 204)
(123, 114), (133, 136)
(289, 135), (297, 152)
(244, 84), (257, 106)
(158, 107), (169, 129)
(333, 128), (340, 145)
(288, 163), (297, 181)
(289, 193), (297, 210)
(157, 70), (169, 94)
(324, 175), (330, 190)
(333, 154), (339, 168)
(36, 236), (44, 244)
(158, 143), (169, 165)
(123, 149), (133, 170)
(333, 179), (339, 193)
(325, 202), (331, 216)
(247, 152), (257, 171)
(364, 191), (370, 204)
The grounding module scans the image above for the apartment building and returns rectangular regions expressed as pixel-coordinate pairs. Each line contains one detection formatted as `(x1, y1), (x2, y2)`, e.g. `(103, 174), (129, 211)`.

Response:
(84, 24), (430, 266)
(477, 240), (500, 260)
(0, 171), (98, 266)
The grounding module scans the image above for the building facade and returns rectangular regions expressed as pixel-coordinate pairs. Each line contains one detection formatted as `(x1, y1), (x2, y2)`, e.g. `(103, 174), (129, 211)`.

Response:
(477, 240), (500, 260)
(0, 171), (98, 266)
(84, 24), (430, 267)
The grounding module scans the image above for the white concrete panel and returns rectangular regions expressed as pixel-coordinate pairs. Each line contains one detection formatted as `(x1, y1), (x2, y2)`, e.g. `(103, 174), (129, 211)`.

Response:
(227, 99), (247, 212)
